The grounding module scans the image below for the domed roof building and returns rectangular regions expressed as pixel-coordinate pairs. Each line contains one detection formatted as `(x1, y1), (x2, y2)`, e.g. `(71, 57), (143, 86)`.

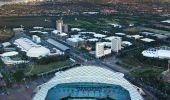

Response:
(33, 66), (143, 100)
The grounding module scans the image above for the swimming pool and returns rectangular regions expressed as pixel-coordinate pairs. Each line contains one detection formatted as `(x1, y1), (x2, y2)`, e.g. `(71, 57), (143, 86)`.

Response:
(45, 82), (131, 100)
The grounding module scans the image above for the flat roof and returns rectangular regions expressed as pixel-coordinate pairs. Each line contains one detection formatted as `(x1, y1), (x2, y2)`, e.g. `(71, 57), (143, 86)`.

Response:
(1, 51), (18, 57)
(94, 34), (106, 38)
(47, 38), (69, 51)
(141, 38), (155, 42)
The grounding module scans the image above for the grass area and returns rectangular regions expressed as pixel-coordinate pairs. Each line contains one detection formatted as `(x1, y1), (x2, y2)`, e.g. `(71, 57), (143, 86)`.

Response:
(24, 60), (70, 75)
(131, 67), (163, 77)
(66, 17), (113, 31)
(124, 26), (170, 36)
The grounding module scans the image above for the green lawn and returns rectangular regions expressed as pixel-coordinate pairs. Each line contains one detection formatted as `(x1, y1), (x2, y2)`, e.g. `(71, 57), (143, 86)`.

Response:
(24, 60), (70, 75)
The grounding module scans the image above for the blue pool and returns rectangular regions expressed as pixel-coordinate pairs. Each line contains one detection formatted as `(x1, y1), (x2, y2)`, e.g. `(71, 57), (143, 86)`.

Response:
(45, 82), (131, 100)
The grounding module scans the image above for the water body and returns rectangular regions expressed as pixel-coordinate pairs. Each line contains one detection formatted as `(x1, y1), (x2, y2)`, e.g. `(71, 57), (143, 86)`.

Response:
(0, 0), (25, 6)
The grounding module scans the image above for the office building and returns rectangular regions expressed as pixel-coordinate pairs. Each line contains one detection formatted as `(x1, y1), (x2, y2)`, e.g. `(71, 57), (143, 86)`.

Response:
(111, 37), (122, 52)
(62, 24), (69, 33)
(56, 20), (63, 33)
(96, 43), (104, 58)
(32, 35), (41, 43)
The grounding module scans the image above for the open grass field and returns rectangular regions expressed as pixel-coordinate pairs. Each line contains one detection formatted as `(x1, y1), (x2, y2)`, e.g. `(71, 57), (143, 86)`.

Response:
(24, 60), (70, 75)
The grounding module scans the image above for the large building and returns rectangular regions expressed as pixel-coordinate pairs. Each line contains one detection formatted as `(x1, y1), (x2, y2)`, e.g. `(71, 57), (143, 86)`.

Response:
(96, 43), (112, 58)
(56, 20), (63, 33)
(62, 24), (69, 33)
(14, 38), (50, 58)
(96, 42), (105, 58)
(142, 48), (170, 59)
(32, 35), (41, 43)
(33, 66), (143, 100)
(111, 37), (122, 52)
(66, 37), (85, 47)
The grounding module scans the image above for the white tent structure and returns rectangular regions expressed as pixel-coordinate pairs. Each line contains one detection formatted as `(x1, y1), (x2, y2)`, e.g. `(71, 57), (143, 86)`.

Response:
(33, 66), (143, 100)
(14, 38), (50, 58)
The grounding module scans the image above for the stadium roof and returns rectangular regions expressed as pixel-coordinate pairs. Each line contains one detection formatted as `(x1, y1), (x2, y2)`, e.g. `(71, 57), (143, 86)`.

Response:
(161, 20), (170, 23)
(33, 66), (143, 100)
(142, 49), (170, 59)
(47, 38), (69, 51)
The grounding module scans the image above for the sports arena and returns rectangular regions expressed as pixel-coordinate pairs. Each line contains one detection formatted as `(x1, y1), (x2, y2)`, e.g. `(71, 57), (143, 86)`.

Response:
(33, 66), (143, 100)
(142, 48), (170, 59)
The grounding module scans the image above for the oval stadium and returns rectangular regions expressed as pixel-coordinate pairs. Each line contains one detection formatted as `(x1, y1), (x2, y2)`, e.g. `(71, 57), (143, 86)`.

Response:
(33, 66), (143, 100)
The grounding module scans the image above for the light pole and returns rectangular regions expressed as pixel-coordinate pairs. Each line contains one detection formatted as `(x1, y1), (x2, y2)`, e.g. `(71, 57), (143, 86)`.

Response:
(168, 60), (170, 71)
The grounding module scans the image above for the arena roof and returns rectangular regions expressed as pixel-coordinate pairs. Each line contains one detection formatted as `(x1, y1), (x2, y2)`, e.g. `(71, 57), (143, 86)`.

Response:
(14, 38), (50, 58)
(33, 66), (143, 100)
(162, 20), (170, 23)
(142, 49), (170, 59)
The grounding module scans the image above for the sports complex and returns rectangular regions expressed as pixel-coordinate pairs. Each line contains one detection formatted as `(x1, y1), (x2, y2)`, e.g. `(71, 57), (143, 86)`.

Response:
(33, 66), (143, 100)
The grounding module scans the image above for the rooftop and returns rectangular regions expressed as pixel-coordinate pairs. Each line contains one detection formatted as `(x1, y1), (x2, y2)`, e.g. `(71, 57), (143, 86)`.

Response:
(47, 38), (69, 51)
(33, 66), (143, 100)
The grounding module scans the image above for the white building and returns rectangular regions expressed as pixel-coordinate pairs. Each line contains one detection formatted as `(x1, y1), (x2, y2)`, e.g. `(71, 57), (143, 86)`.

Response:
(71, 28), (82, 32)
(13, 28), (24, 33)
(32, 35), (41, 43)
(141, 38), (155, 43)
(56, 20), (63, 33)
(14, 38), (50, 58)
(33, 66), (143, 100)
(0, 51), (18, 57)
(66, 38), (85, 47)
(142, 48), (170, 59)
(104, 48), (112, 56)
(2, 42), (11, 48)
(96, 43), (112, 58)
(161, 20), (170, 23)
(96, 43), (104, 58)
(112, 37), (122, 52)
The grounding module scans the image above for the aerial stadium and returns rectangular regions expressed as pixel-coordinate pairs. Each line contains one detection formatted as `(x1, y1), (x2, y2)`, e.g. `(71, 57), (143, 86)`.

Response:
(33, 66), (143, 100)
(142, 47), (170, 59)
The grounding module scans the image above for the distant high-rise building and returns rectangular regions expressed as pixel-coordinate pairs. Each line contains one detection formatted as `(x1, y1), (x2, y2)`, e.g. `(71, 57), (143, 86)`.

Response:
(56, 20), (63, 33)
(62, 24), (68, 33)
(96, 42), (104, 58)
(111, 37), (122, 52)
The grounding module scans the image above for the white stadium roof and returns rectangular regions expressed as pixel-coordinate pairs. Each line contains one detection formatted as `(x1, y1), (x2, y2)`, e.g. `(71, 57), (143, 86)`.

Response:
(33, 66), (143, 100)
(142, 49), (170, 59)
(161, 20), (170, 23)
(14, 38), (50, 58)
